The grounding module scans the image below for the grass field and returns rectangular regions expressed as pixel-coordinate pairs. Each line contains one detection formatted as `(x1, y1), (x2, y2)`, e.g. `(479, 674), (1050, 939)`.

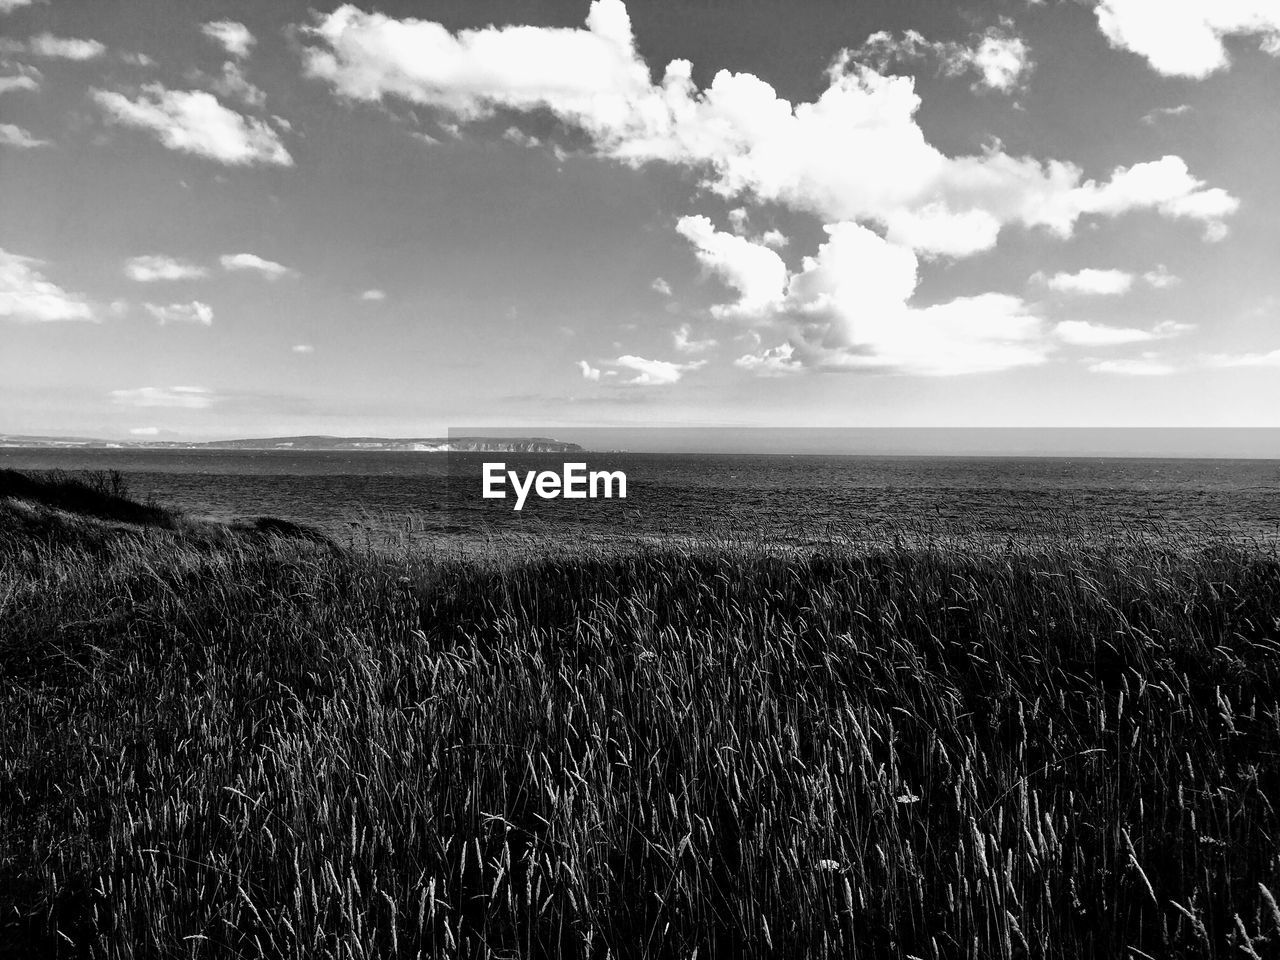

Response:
(3, 469), (1280, 958)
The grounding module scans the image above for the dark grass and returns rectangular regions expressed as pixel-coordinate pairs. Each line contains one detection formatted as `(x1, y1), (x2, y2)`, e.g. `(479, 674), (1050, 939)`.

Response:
(2, 470), (1280, 958)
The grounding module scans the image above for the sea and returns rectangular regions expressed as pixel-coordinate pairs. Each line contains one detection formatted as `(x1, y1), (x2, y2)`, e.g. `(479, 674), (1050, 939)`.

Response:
(3, 448), (1279, 549)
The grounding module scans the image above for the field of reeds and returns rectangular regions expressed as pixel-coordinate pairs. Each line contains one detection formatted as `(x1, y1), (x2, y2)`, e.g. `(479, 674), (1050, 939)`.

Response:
(2, 468), (1280, 959)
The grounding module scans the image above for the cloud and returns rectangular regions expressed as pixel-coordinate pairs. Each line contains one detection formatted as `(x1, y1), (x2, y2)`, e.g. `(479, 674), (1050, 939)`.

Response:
(201, 21), (255, 59)
(18, 33), (106, 60)
(577, 359), (601, 381)
(1141, 104), (1192, 125)
(1205, 349), (1280, 369)
(1087, 356), (1177, 376)
(612, 354), (706, 385)
(857, 24), (1034, 93)
(300, 2), (1236, 258)
(735, 342), (802, 376)
(220, 252), (296, 279)
(0, 72), (39, 95)
(1142, 264), (1180, 288)
(292, 344), (314, 354)
(0, 122), (48, 148)
(0, 0), (38, 13)
(144, 301), (213, 325)
(650, 277), (672, 296)
(211, 61), (267, 109)
(1054, 319), (1192, 346)
(680, 218), (1047, 376)
(92, 84), (292, 166)
(675, 214), (787, 317)
(111, 386), (215, 408)
(673, 323), (716, 353)
(360, 288), (386, 301)
(129, 426), (160, 436)
(0, 247), (94, 322)
(1095, 0), (1280, 78)
(1042, 268), (1134, 295)
(125, 254), (209, 282)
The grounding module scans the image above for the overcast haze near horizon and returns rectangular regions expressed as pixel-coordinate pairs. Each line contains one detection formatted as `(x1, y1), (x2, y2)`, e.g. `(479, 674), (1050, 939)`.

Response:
(3, 0), (1280, 446)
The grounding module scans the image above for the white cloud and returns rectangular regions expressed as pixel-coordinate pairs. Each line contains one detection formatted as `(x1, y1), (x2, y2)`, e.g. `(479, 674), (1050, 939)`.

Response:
(129, 426), (159, 436)
(612, 354), (706, 385)
(1042, 268), (1134, 295)
(92, 84), (292, 166)
(1143, 264), (1180, 288)
(360, 288), (386, 301)
(856, 25), (1034, 93)
(735, 342), (802, 376)
(675, 214), (787, 317)
(220, 252), (296, 279)
(144, 301), (213, 325)
(673, 324), (716, 353)
(1087, 356), (1177, 376)
(0, 247), (95, 322)
(650, 277), (672, 296)
(1095, 0), (1280, 78)
(300, 2), (1236, 258)
(292, 344), (314, 354)
(0, 122), (48, 148)
(0, 0), (38, 13)
(1205, 349), (1280, 368)
(212, 61), (266, 109)
(125, 254), (209, 282)
(677, 218), (1046, 376)
(202, 21), (255, 59)
(0, 73), (39, 95)
(111, 386), (215, 408)
(577, 359), (601, 381)
(24, 33), (106, 60)
(1053, 319), (1192, 346)
(1141, 104), (1192, 125)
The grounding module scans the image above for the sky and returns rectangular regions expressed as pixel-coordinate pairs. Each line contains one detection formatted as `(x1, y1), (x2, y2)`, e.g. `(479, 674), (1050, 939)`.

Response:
(2, 0), (1279, 440)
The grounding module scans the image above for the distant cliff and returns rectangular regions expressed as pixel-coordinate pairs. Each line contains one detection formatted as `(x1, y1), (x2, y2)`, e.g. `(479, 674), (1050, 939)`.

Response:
(0, 434), (584, 453)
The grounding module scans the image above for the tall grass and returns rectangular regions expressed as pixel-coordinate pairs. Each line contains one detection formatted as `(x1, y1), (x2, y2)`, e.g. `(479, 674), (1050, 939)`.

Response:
(2, 479), (1280, 957)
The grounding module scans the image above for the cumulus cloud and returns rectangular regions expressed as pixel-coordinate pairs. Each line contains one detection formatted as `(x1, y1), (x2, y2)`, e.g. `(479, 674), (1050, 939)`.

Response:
(144, 301), (213, 325)
(0, 247), (94, 322)
(857, 24), (1034, 92)
(650, 277), (672, 296)
(1143, 264), (1180, 288)
(129, 426), (160, 436)
(675, 214), (787, 317)
(220, 252), (296, 279)
(299, 1), (1236, 258)
(92, 84), (292, 166)
(1141, 104), (1192, 125)
(735, 342), (802, 376)
(678, 218), (1047, 376)
(1054, 319), (1192, 346)
(0, 0), (38, 13)
(125, 254), (209, 282)
(577, 359), (601, 381)
(0, 122), (48, 148)
(1095, 0), (1280, 78)
(673, 324), (716, 353)
(211, 61), (267, 109)
(612, 354), (706, 385)
(360, 288), (386, 301)
(111, 386), (215, 408)
(1087, 356), (1177, 376)
(292, 344), (314, 354)
(202, 21), (255, 59)
(1042, 268), (1134, 295)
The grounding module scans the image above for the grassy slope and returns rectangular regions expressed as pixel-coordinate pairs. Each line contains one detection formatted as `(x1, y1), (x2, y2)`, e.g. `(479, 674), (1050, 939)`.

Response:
(2, 470), (1280, 958)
